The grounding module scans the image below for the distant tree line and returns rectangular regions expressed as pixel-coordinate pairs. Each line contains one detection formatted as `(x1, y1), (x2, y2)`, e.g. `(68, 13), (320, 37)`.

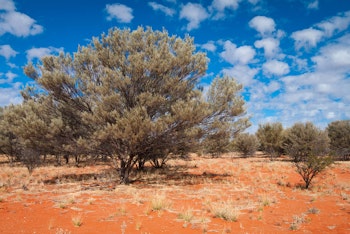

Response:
(234, 120), (349, 188)
(234, 120), (350, 162)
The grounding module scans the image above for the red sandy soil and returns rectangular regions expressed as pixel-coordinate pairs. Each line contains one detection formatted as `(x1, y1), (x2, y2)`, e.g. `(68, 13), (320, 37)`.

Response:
(0, 153), (349, 234)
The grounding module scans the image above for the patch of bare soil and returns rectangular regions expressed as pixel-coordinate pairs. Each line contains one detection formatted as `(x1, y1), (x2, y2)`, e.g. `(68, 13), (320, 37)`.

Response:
(0, 153), (349, 233)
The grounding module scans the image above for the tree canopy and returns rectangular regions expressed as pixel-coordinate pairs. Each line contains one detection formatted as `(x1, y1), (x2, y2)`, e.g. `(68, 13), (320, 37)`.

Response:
(0, 27), (250, 183)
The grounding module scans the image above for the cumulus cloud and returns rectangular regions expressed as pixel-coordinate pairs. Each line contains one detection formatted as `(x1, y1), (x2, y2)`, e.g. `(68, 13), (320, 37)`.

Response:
(291, 11), (350, 50)
(0, 1), (43, 37)
(311, 34), (350, 72)
(180, 3), (209, 31)
(0, 82), (22, 106)
(263, 59), (290, 76)
(291, 28), (324, 50)
(316, 11), (350, 37)
(264, 80), (281, 93)
(0, 71), (17, 84)
(0, 44), (18, 60)
(26, 47), (63, 61)
(148, 2), (175, 17)
(223, 64), (258, 86)
(0, 0), (15, 11)
(106, 4), (133, 23)
(249, 16), (276, 36)
(201, 41), (217, 52)
(220, 40), (256, 65)
(254, 38), (280, 58)
(210, 0), (240, 19)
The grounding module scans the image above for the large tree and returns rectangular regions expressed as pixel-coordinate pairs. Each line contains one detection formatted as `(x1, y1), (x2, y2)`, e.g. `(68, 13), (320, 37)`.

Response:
(23, 27), (249, 183)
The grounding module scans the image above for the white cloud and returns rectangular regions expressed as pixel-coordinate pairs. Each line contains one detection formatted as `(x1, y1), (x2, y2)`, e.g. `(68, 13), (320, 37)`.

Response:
(106, 4), (133, 23)
(0, 71), (17, 84)
(291, 28), (324, 50)
(180, 3), (209, 31)
(263, 59), (290, 76)
(220, 40), (256, 65)
(211, 0), (240, 11)
(210, 0), (240, 19)
(311, 34), (350, 72)
(307, 0), (319, 10)
(0, 11), (43, 37)
(0, 0), (15, 11)
(201, 41), (217, 52)
(222, 64), (258, 86)
(0, 44), (18, 60)
(264, 81), (281, 93)
(249, 16), (276, 36)
(316, 11), (350, 37)
(148, 2), (175, 17)
(26, 47), (63, 61)
(254, 37), (280, 58)
(0, 82), (22, 106)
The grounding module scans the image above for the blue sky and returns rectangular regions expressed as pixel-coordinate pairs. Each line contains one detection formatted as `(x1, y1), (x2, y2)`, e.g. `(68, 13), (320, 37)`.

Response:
(1, 0), (350, 132)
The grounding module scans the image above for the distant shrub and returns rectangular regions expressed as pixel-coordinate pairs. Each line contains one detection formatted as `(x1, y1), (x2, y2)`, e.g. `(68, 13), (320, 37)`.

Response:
(283, 122), (330, 162)
(256, 122), (284, 159)
(327, 120), (350, 160)
(283, 122), (333, 189)
(234, 133), (259, 157)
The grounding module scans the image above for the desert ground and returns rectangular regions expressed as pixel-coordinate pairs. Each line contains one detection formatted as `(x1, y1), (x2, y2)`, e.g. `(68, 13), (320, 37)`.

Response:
(0, 153), (349, 234)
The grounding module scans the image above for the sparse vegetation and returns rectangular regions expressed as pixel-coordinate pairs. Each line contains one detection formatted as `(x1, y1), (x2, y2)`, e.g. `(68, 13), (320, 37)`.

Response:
(256, 122), (284, 159)
(151, 194), (171, 211)
(234, 133), (259, 157)
(289, 214), (307, 230)
(210, 201), (239, 222)
(178, 208), (194, 223)
(0, 25), (348, 234)
(283, 122), (333, 189)
(327, 120), (350, 160)
(71, 214), (83, 227)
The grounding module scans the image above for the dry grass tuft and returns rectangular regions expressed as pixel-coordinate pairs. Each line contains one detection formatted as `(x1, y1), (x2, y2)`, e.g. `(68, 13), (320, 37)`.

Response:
(71, 214), (83, 227)
(209, 200), (239, 222)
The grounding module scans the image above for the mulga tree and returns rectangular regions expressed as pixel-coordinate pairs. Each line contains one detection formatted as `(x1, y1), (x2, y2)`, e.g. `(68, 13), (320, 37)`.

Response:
(0, 101), (52, 173)
(24, 27), (249, 184)
(234, 133), (259, 157)
(283, 122), (332, 189)
(201, 76), (250, 156)
(0, 106), (22, 165)
(327, 120), (350, 161)
(256, 122), (284, 159)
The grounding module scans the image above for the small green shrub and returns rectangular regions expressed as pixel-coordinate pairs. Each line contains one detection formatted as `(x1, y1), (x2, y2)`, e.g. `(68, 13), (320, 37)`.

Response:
(234, 133), (259, 157)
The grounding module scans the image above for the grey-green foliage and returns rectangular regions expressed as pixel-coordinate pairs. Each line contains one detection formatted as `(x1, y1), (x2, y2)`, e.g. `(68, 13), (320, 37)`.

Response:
(256, 122), (284, 159)
(283, 122), (332, 189)
(234, 133), (259, 157)
(283, 122), (330, 162)
(327, 120), (350, 160)
(202, 76), (250, 155)
(0, 106), (22, 165)
(21, 27), (249, 183)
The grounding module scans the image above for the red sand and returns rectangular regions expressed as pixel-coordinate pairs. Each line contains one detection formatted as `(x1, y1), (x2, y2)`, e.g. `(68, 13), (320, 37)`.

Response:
(0, 153), (349, 233)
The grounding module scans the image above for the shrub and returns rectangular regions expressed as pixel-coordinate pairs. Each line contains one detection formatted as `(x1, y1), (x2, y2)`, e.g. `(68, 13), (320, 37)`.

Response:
(283, 122), (333, 189)
(327, 120), (350, 160)
(256, 122), (284, 159)
(234, 133), (259, 157)
(295, 154), (333, 189)
(283, 122), (329, 162)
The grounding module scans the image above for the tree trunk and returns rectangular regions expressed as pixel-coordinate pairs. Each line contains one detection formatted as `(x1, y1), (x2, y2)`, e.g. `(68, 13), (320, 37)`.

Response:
(119, 160), (130, 184)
